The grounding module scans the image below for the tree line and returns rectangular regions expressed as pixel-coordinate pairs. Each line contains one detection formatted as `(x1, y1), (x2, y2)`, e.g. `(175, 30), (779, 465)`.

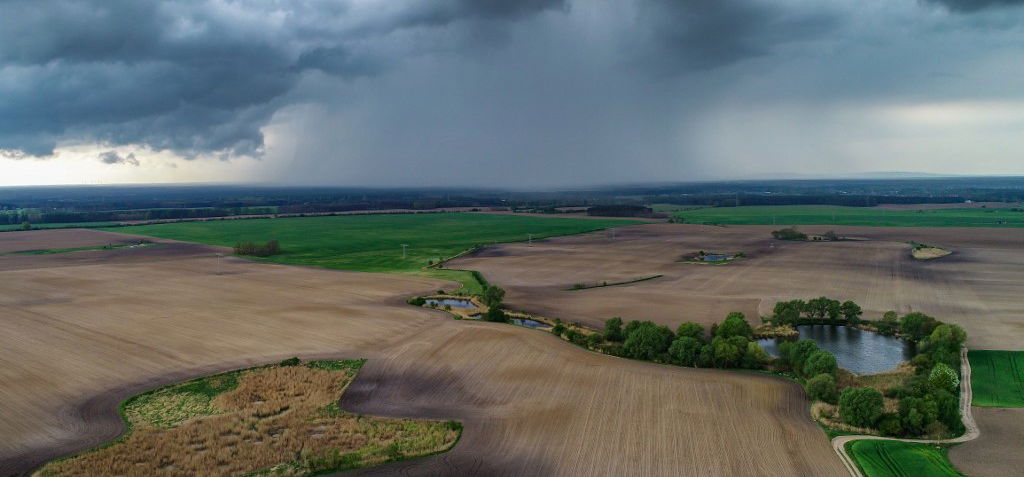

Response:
(233, 240), (282, 257)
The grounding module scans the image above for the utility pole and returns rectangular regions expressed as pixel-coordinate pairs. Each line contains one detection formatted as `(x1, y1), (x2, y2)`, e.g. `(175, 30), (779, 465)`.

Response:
(216, 253), (223, 275)
(401, 244), (408, 258)
(528, 234), (534, 246)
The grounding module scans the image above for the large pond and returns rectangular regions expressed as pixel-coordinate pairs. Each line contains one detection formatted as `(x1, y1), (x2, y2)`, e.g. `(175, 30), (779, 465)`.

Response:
(425, 298), (476, 309)
(757, 325), (915, 375)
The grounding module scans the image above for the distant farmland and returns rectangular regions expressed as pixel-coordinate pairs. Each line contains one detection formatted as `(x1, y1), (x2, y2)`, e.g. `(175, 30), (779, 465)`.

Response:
(101, 213), (637, 292)
(658, 204), (1024, 227)
(969, 350), (1024, 407)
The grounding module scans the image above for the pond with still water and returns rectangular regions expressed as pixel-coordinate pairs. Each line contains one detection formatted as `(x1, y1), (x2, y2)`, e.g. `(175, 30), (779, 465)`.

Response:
(757, 325), (914, 375)
(425, 298), (477, 309)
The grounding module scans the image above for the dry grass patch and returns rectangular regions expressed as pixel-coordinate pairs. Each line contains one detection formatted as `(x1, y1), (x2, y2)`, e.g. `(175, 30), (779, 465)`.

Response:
(35, 360), (460, 477)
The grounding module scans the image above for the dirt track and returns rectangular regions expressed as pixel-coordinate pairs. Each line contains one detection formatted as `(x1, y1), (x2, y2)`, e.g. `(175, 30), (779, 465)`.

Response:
(450, 223), (1024, 350)
(0, 229), (845, 476)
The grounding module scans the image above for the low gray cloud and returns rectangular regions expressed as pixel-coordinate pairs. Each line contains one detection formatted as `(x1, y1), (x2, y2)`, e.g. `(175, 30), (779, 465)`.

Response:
(0, 0), (564, 158)
(639, 0), (839, 72)
(925, 0), (1024, 12)
(98, 151), (139, 166)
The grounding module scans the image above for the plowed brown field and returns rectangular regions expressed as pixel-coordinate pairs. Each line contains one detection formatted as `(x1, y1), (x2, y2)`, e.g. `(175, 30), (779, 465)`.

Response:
(948, 407), (1024, 477)
(450, 223), (1024, 350)
(0, 229), (844, 476)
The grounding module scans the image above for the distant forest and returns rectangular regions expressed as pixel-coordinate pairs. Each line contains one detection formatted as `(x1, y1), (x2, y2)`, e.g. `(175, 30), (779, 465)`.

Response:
(2, 177), (1024, 226)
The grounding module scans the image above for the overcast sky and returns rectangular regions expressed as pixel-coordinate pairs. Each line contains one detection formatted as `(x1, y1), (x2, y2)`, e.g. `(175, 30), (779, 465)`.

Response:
(2, 0), (1023, 187)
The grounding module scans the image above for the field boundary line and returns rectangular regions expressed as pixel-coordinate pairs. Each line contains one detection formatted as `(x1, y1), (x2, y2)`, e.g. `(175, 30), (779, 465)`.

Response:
(830, 347), (979, 477)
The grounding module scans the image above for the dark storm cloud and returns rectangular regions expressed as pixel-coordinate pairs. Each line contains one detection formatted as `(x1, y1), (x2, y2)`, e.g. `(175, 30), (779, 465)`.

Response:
(640, 0), (839, 72)
(0, 0), (564, 158)
(925, 0), (1024, 12)
(98, 151), (139, 166)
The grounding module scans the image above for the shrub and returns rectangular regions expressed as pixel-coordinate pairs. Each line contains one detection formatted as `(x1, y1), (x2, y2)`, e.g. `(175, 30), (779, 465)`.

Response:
(481, 286), (506, 308)
(928, 363), (959, 392)
(839, 387), (884, 428)
(407, 296), (426, 306)
(877, 413), (903, 436)
(772, 227), (807, 241)
(551, 323), (566, 337)
(803, 350), (838, 377)
(675, 322), (705, 341)
(709, 336), (744, 368)
(806, 374), (838, 404)
(788, 339), (820, 374)
(604, 317), (625, 342)
(484, 307), (508, 323)
(840, 300), (862, 323)
(586, 333), (604, 349)
(234, 239), (282, 257)
(714, 312), (753, 339)
(623, 321), (675, 361)
(668, 336), (703, 366)
(899, 312), (938, 341)
(279, 357), (301, 366)
(741, 341), (770, 369)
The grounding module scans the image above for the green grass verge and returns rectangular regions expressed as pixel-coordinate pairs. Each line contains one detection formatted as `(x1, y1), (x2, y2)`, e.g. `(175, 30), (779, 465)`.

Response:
(846, 440), (966, 477)
(657, 204), (1024, 228)
(99, 213), (637, 292)
(969, 350), (1024, 407)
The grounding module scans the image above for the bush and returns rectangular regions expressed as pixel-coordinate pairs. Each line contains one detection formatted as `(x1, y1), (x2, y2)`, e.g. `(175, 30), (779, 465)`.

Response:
(234, 239), (282, 257)
(900, 312), (938, 341)
(772, 227), (807, 241)
(484, 307), (508, 323)
(839, 387), (884, 428)
(586, 333), (604, 349)
(668, 336), (703, 366)
(604, 317), (625, 342)
(623, 321), (675, 361)
(676, 322), (705, 341)
(709, 336), (744, 368)
(481, 286), (506, 308)
(877, 413), (903, 436)
(551, 323), (566, 337)
(279, 357), (301, 366)
(806, 374), (838, 404)
(407, 296), (426, 306)
(788, 339), (820, 375)
(803, 350), (838, 377)
(741, 341), (770, 369)
(928, 363), (959, 392)
(714, 312), (753, 339)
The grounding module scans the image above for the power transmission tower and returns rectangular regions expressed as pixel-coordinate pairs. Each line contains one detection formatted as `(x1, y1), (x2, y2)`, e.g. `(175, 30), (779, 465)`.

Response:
(528, 234), (534, 246)
(401, 244), (408, 258)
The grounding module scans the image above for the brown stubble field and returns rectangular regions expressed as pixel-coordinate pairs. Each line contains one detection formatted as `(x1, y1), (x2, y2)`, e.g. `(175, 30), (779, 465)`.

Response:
(948, 407), (1024, 477)
(0, 229), (844, 476)
(450, 223), (1024, 350)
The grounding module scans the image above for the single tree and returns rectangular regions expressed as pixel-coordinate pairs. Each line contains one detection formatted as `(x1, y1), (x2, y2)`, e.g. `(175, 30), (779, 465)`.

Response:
(675, 322), (705, 341)
(928, 362), (959, 392)
(623, 321), (674, 361)
(900, 312), (938, 341)
(839, 387), (884, 428)
(715, 312), (753, 339)
(481, 286), (506, 308)
(803, 350), (838, 377)
(805, 373), (838, 404)
(668, 336), (703, 366)
(604, 317), (625, 342)
(840, 300), (862, 323)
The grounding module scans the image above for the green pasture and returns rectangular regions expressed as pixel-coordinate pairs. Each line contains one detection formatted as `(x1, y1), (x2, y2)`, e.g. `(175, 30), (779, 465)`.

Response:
(969, 350), (1024, 407)
(100, 213), (636, 293)
(847, 440), (965, 477)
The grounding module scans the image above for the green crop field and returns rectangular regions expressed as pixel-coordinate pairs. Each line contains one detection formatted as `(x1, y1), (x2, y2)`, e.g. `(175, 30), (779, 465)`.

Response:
(847, 440), (965, 477)
(100, 213), (636, 293)
(969, 350), (1024, 407)
(655, 204), (1024, 228)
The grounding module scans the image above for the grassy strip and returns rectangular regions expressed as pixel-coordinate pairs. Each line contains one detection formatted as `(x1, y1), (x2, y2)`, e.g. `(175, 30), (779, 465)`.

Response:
(969, 350), (1024, 407)
(99, 213), (636, 293)
(660, 204), (1024, 228)
(566, 275), (663, 291)
(846, 440), (966, 477)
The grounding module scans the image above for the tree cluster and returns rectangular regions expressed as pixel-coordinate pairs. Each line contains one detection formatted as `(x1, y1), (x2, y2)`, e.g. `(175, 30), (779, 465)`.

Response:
(591, 312), (770, 370)
(771, 228), (807, 241)
(233, 240), (281, 257)
(770, 297), (862, 325)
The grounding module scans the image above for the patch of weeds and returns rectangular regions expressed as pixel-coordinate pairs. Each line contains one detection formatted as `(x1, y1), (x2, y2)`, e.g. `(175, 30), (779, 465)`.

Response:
(305, 359), (367, 372)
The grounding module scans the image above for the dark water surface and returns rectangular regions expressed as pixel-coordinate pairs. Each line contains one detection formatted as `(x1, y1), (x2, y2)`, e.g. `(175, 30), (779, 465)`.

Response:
(757, 325), (914, 375)
(511, 318), (549, 329)
(425, 298), (476, 308)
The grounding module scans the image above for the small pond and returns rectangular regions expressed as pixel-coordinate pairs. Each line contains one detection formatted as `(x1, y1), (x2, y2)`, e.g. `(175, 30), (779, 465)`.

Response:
(703, 253), (731, 262)
(511, 318), (549, 329)
(425, 298), (477, 309)
(757, 325), (915, 375)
